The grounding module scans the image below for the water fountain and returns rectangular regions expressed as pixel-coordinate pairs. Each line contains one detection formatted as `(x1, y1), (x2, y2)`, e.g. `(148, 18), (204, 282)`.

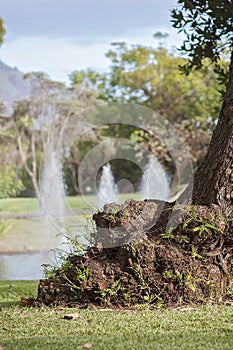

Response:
(141, 157), (170, 200)
(40, 148), (70, 258)
(40, 151), (66, 221)
(98, 163), (118, 208)
(0, 149), (67, 280)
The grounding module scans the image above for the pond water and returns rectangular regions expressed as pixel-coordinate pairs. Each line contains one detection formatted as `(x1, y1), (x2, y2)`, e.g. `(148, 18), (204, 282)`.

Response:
(0, 251), (51, 280)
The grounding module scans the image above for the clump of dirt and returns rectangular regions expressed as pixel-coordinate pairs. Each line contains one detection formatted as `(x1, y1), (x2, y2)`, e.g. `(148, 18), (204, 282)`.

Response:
(92, 199), (163, 247)
(36, 200), (233, 308)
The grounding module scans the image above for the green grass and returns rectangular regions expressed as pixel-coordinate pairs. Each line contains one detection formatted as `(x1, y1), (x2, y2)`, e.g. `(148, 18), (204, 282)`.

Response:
(0, 196), (97, 252)
(0, 280), (38, 306)
(0, 197), (40, 214)
(0, 193), (140, 215)
(0, 195), (137, 252)
(0, 196), (97, 215)
(1, 281), (233, 350)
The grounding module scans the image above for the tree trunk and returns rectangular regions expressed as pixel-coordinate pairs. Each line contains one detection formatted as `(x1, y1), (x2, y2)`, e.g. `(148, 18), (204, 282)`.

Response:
(192, 51), (233, 216)
(31, 173), (41, 200)
(16, 133), (41, 201)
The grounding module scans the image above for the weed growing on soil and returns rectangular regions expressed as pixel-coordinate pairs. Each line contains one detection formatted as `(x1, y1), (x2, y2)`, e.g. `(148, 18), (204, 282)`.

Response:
(100, 280), (122, 304)
(191, 247), (203, 259)
(103, 207), (129, 224)
(62, 266), (90, 291)
(160, 227), (174, 239)
(76, 266), (89, 282)
(42, 220), (90, 279)
(183, 206), (224, 234)
(63, 266), (89, 298)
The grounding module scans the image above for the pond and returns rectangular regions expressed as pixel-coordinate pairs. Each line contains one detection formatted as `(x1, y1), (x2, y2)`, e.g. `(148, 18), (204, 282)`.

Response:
(0, 251), (51, 280)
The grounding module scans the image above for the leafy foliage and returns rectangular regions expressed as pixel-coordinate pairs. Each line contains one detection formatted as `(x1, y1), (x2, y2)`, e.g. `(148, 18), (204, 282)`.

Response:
(171, 0), (233, 85)
(0, 17), (6, 46)
(69, 42), (223, 174)
(0, 166), (23, 198)
(70, 43), (222, 124)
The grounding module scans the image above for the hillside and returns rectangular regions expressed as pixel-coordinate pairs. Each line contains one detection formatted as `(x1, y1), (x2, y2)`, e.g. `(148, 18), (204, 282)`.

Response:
(0, 60), (30, 112)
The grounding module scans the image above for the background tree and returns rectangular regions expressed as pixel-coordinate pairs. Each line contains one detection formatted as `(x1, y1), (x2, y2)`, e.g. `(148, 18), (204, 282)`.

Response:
(172, 0), (233, 215)
(70, 42), (222, 177)
(9, 73), (67, 198)
(71, 43), (221, 123)
(8, 72), (101, 198)
(0, 19), (22, 199)
(0, 17), (5, 46)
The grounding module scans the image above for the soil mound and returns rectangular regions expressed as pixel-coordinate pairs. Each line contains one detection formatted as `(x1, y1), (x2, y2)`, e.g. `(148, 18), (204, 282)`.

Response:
(36, 200), (233, 308)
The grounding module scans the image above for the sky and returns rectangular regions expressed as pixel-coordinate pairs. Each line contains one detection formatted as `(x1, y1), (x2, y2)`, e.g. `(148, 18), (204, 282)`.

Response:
(0, 0), (182, 84)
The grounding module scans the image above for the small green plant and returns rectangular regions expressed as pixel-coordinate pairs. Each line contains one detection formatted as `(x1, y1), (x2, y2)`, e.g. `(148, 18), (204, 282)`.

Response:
(42, 248), (71, 279)
(143, 288), (165, 308)
(181, 235), (189, 243)
(133, 258), (150, 287)
(182, 212), (195, 229)
(143, 294), (157, 304)
(63, 274), (81, 291)
(123, 290), (134, 306)
(185, 271), (196, 292)
(191, 247), (203, 259)
(111, 207), (118, 216)
(175, 270), (183, 285)
(100, 279), (122, 304)
(42, 219), (89, 278)
(105, 207), (119, 222)
(160, 227), (174, 239)
(104, 207), (129, 225)
(76, 266), (89, 283)
(193, 221), (219, 235)
(163, 270), (176, 279)
(56, 219), (89, 255)
(183, 206), (223, 235)
(129, 258), (164, 306)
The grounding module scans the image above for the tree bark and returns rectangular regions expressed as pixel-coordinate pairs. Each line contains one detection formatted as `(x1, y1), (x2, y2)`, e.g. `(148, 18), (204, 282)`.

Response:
(192, 51), (233, 216)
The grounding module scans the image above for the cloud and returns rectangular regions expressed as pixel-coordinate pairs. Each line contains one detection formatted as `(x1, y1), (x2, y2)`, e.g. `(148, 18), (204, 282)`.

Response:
(1, 0), (178, 41)
(1, 36), (110, 83)
(0, 25), (183, 84)
(0, 1), (183, 83)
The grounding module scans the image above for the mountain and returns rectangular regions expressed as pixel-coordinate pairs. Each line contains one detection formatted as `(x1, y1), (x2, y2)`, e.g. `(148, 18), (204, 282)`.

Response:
(0, 60), (30, 112)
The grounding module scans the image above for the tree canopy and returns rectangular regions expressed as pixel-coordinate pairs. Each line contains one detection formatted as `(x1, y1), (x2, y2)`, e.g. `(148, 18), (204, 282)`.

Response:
(171, 0), (233, 76)
(70, 42), (223, 175)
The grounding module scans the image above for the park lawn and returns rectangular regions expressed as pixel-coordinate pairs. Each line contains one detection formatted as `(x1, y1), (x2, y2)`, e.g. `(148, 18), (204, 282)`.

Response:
(0, 193), (140, 215)
(0, 195), (138, 252)
(1, 281), (233, 350)
(0, 197), (40, 215)
(0, 196), (96, 252)
(0, 196), (97, 215)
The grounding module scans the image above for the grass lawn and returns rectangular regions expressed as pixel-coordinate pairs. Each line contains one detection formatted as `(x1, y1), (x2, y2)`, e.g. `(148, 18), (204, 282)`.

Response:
(1, 281), (233, 350)
(0, 197), (40, 215)
(0, 196), (96, 253)
(0, 193), (140, 215)
(0, 195), (139, 253)
(0, 196), (98, 215)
